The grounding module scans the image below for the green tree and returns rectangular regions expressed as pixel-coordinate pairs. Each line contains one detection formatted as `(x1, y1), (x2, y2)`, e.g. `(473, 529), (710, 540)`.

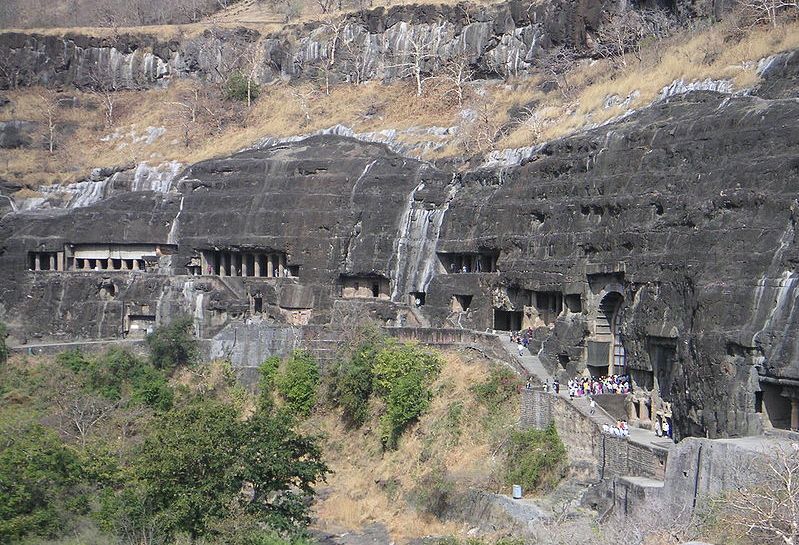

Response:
(371, 342), (442, 449)
(505, 424), (566, 493)
(0, 424), (83, 543)
(372, 341), (441, 396)
(133, 400), (241, 539)
(274, 351), (319, 417)
(257, 356), (281, 411)
(105, 398), (328, 541)
(146, 316), (198, 371)
(380, 372), (432, 449)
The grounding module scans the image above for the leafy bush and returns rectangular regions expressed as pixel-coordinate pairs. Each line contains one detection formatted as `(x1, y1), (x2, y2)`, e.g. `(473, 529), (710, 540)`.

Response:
(0, 322), (8, 364)
(225, 72), (260, 103)
(0, 424), (83, 543)
(332, 340), (380, 427)
(274, 351), (320, 417)
(470, 366), (523, 411)
(146, 316), (198, 371)
(56, 348), (173, 411)
(505, 424), (566, 493)
(101, 399), (328, 541)
(372, 341), (441, 396)
(257, 356), (281, 411)
(380, 372), (433, 449)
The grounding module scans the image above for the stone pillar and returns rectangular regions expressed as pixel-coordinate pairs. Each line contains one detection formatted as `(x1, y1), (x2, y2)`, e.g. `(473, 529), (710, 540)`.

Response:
(107, 258), (113, 270)
(278, 254), (285, 278)
(639, 398), (651, 424)
(57, 252), (64, 271)
(34, 253), (41, 271)
(133, 259), (140, 271)
(792, 399), (799, 431)
(220, 253), (228, 277)
(242, 254), (249, 277)
(254, 254), (262, 277)
(267, 254), (274, 278)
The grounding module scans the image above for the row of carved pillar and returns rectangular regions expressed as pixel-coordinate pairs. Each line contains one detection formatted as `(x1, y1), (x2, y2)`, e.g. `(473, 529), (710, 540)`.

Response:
(202, 251), (289, 278)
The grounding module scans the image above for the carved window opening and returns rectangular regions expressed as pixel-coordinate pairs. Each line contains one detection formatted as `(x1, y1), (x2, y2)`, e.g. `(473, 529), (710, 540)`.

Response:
(494, 309), (522, 331)
(533, 291), (563, 325)
(451, 294), (472, 312)
(438, 251), (499, 273)
(410, 291), (426, 306)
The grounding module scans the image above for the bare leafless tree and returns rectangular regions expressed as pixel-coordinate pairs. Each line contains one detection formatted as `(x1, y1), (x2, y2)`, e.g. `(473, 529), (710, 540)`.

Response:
(438, 54), (474, 107)
(717, 442), (799, 545)
(737, 0), (799, 27)
(537, 45), (578, 99)
(38, 90), (59, 154)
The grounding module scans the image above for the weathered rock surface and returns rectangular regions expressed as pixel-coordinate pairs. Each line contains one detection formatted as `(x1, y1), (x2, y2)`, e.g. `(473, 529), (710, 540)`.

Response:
(0, 0), (677, 90)
(0, 120), (37, 148)
(1, 48), (798, 443)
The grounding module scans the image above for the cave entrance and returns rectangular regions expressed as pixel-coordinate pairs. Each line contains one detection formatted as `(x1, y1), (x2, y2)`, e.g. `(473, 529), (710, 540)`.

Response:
(253, 296), (263, 314)
(494, 309), (522, 331)
(596, 292), (626, 374)
(761, 383), (794, 430)
(410, 292), (426, 307)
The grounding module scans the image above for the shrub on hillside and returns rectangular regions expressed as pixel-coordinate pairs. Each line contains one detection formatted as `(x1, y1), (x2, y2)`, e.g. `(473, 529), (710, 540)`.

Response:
(56, 348), (173, 411)
(372, 342), (442, 449)
(505, 424), (566, 493)
(274, 351), (320, 417)
(0, 424), (84, 542)
(257, 356), (281, 411)
(225, 72), (260, 103)
(372, 341), (441, 396)
(331, 337), (381, 427)
(470, 366), (523, 410)
(0, 322), (7, 364)
(146, 316), (198, 371)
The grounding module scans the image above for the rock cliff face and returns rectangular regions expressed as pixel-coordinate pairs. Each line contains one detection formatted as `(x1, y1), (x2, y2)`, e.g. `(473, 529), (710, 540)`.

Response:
(1, 47), (798, 441)
(0, 0), (674, 90)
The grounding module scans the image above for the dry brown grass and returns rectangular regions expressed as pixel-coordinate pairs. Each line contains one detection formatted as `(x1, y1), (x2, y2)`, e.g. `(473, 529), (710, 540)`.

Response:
(496, 19), (799, 150)
(1, 18), (797, 188)
(303, 349), (518, 542)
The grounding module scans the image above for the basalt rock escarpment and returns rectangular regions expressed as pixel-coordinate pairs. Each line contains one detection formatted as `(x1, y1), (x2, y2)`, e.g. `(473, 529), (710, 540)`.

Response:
(0, 0), (682, 90)
(2, 50), (798, 442)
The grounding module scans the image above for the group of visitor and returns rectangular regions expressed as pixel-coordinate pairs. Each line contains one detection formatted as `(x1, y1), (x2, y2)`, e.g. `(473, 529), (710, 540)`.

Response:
(603, 420), (630, 437)
(567, 374), (629, 398)
(512, 328), (536, 356)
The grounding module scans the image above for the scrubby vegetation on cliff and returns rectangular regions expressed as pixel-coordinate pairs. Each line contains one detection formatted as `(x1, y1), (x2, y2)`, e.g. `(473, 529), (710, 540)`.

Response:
(0, 323), (328, 545)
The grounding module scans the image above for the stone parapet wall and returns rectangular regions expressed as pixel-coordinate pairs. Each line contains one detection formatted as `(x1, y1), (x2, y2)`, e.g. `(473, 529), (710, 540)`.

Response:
(600, 435), (668, 480)
(520, 388), (553, 430)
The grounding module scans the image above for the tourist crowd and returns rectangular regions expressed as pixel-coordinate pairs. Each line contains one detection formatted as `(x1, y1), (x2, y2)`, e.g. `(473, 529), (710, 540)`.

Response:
(567, 374), (630, 398)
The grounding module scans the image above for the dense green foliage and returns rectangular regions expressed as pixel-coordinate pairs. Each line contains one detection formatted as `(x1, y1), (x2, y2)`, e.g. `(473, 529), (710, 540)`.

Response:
(505, 424), (566, 492)
(225, 72), (260, 102)
(57, 348), (173, 410)
(100, 400), (328, 541)
(330, 331), (442, 450)
(0, 322), (7, 364)
(470, 366), (523, 410)
(257, 356), (281, 411)
(0, 321), (328, 545)
(0, 424), (84, 543)
(330, 328), (383, 427)
(274, 351), (320, 417)
(372, 341), (441, 397)
(145, 316), (198, 370)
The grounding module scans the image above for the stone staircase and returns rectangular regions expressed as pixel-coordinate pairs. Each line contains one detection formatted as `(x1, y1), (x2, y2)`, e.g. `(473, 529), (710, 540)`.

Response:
(498, 334), (552, 384)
